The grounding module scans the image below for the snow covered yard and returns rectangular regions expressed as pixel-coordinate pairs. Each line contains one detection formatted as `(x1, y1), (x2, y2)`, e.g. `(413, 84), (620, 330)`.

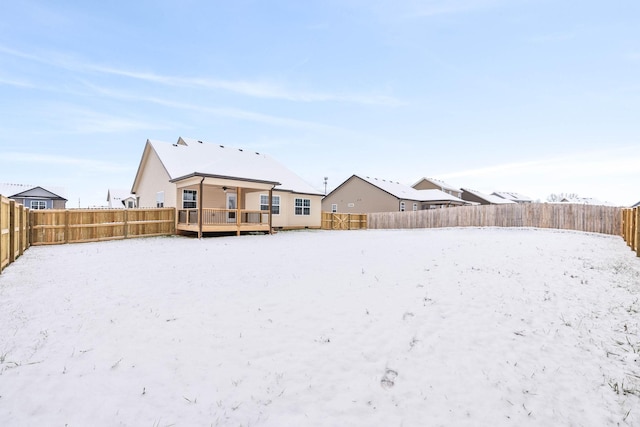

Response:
(1, 228), (640, 426)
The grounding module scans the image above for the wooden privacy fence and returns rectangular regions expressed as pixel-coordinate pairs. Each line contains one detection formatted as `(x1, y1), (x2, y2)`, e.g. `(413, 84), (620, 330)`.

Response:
(321, 212), (368, 230)
(368, 203), (622, 236)
(30, 208), (176, 245)
(622, 207), (640, 257)
(0, 196), (30, 273)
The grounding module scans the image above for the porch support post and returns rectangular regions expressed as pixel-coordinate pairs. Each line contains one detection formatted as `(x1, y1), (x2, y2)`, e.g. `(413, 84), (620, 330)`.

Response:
(268, 187), (273, 234)
(236, 187), (242, 236)
(198, 178), (204, 239)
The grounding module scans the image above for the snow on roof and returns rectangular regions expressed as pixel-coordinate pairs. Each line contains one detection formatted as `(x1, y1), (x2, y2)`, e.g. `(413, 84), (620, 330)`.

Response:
(149, 138), (322, 195)
(559, 197), (619, 207)
(413, 177), (462, 193)
(462, 188), (516, 204)
(107, 189), (136, 207)
(359, 175), (466, 203)
(492, 191), (533, 203)
(0, 183), (66, 199)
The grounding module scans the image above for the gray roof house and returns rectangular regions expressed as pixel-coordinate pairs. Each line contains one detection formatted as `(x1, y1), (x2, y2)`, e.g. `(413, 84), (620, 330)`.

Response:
(492, 191), (534, 203)
(412, 177), (463, 199)
(322, 174), (468, 213)
(0, 183), (67, 209)
(461, 188), (517, 206)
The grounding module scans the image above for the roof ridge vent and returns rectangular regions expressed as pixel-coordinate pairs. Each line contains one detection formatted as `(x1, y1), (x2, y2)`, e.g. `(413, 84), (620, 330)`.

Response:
(198, 140), (203, 143)
(172, 143), (178, 147)
(219, 145), (224, 148)
(239, 148), (243, 152)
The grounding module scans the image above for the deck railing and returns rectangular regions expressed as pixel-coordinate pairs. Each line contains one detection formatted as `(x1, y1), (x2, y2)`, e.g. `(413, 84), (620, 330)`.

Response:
(178, 209), (269, 226)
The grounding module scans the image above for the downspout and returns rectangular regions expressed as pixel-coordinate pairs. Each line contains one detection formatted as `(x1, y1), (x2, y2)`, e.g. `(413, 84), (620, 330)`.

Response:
(268, 185), (275, 234)
(198, 177), (204, 239)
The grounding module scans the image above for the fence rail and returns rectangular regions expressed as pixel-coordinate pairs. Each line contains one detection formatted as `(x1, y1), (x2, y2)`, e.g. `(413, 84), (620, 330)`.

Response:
(321, 212), (368, 230)
(622, 207), (640, 257)
(368, 203), (622, 236)
(0, 195), (30, 273)
(30, 208), (175, 245)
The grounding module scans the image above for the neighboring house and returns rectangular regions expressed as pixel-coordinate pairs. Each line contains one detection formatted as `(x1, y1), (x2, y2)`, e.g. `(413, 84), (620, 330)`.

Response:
(412, 177), (463, 199)
(461, 188), (517, 206)
(107, 189), (137, 209)
(322, 174), (468, 213)
(131, 137), (323, 236)
(0, 183), (67, 209)
(492, 191), (534, 203)
(560, 197), (618, 207)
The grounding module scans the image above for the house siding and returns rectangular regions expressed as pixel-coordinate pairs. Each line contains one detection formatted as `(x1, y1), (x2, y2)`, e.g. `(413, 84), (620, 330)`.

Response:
(245, 191), (322, 228)
(135, 147), (177, 208)
(413, 179), (462, 199)
(321, 176), (400, 213)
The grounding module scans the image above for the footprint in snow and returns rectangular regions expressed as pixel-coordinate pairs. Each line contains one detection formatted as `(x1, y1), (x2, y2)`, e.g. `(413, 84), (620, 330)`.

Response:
(381, 368), (398, 389)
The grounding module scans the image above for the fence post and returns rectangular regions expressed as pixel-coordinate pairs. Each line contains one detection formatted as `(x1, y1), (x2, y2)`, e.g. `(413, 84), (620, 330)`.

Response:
(8, 200), (16, 264)
(636, 208), (640, 257)
(64, 210), (70, 244)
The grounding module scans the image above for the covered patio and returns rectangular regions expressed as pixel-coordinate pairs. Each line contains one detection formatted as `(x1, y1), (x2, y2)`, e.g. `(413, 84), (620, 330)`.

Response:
(173, 174), (280, 238)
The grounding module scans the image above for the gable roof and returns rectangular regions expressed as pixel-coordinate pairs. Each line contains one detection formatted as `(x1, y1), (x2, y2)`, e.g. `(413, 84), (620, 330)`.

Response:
(412, 177), (462, 193)
(492, 191), (533, 203)
(354, 175), (467, 203)
(462, 188), (516, 204)
(134, 138), (322, 196)
(0, 183), (67, 200)
(107, 189), (136, 207)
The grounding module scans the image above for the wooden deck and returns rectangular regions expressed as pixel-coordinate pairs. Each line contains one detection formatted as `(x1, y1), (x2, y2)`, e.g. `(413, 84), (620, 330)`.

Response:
(177, 208), (271, 235)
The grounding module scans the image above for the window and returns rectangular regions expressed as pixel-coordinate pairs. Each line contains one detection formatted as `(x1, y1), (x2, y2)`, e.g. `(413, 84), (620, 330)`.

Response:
(127, 200), (134, 209)
(260, 194), (280, 215)
(331, 204), (337, 213)
(413, 203), (418, 211)
(400, 202), (405, 212)
(295, 198), (311, 215)
(182, 189), (197, 209)
(156, 191), (164, 208)
(31, 200), (47, 210)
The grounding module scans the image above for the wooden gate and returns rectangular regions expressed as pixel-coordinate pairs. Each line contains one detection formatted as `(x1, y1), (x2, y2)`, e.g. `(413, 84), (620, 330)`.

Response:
(321, 212), (367, 230)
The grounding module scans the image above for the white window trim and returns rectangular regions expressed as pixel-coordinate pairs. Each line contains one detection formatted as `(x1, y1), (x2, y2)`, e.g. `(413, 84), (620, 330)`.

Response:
(30, 200), (47, 210)
(156, 191), (165, 208)
(331, 204), (337, 213)
(295, 198), (311, 216)
(260, 194), (280, 215)
(182, 189), (197, 209)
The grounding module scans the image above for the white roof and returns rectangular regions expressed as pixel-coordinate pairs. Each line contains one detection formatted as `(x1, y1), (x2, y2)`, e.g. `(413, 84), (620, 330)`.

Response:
(107, 189), (136, 208)
(492, 191), (533, 203)
(413, 177), (462, 193)
(359, 176), (466, 203)
(0, 183), (66, 199)
(149, 138), (322, 195)
(462, 188), (517, 204)
(560, 197), (618, 207)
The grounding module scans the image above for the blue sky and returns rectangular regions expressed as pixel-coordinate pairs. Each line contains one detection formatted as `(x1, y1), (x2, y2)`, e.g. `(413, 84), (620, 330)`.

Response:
(1, 0), (639, 207)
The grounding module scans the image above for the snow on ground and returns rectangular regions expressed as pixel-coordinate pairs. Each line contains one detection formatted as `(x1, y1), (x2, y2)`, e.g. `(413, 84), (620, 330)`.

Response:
(1, 228), (640, 426)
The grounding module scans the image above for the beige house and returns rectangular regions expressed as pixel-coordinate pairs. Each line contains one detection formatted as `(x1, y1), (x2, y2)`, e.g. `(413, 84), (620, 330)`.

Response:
(412, 177), (463, 199)
(131, 137), (323, 236)
(322, 175), (468, 213)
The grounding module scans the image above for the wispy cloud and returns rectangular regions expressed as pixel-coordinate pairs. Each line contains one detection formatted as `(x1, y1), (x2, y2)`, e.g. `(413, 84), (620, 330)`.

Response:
(2, 152), (132, 173)
(83, 82), (342, 131)
(0, 45), (402, 106)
